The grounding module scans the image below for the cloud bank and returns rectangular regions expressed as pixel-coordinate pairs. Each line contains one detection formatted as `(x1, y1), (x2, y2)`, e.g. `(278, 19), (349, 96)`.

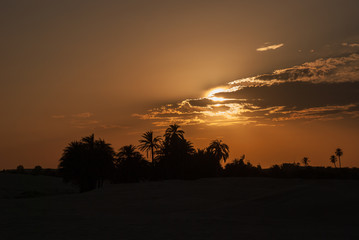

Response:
(135, 53), (359, 127)
(342, 42), (359, 47)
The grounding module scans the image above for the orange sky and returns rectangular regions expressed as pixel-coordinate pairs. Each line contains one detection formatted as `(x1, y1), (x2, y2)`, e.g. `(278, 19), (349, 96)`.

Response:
(1, 0), (359, 169)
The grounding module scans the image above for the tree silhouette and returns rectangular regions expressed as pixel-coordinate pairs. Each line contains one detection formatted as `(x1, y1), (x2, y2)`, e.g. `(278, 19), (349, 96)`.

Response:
(224, 155), (261, 177)
(138, 131), (161, 166)
(32, 165), (43, 175)
(302, 157), (309, 167)
(182, 139), (195, 155)
(82, 134), (95, 149)
(192, 148), (225, 177)
(55, 129), (359, 183)
(116, 145), (149, 182)
(59, 134), (115, 192)
(156, 124), (195, 179)
(192, 148), (210, 177)
(117, 145), (138, 160)
(335, 148), (343, 168)
(164, 124), (184, 143)
(16, 165), (25, 174)
(330, 155), (337, 168)
(207, 139), (229, 164)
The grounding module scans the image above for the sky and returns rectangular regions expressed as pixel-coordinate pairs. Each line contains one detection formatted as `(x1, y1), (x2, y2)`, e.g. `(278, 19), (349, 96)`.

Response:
(1, 0), (359, 169)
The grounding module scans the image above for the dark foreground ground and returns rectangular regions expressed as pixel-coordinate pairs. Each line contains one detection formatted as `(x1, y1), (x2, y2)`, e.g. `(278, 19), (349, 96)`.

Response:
(1, 174), (358, 240)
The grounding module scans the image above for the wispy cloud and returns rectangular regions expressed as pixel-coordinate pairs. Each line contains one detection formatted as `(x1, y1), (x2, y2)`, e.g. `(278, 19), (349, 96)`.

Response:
(99, 124), (129, 129)
(135, 53), (359, 127)
(342, 42), (359, 47)
(256, 43), (284, 52)
(251, 53), (359, 84)
(73, 112), (93, 118)
(70, 119), (100, 129)
(51, 112), (126, 130)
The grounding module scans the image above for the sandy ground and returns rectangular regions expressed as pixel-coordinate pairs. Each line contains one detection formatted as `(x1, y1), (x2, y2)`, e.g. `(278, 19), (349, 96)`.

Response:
(1, 174), (358, 240)
(0, 174), (77, 199)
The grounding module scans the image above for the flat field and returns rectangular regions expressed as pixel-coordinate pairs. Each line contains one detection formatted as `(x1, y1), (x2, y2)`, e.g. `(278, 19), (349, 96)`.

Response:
(1, 174), (358, 239)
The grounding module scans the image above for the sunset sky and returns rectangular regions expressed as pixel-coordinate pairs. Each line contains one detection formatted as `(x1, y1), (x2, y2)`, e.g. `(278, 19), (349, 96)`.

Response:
(1, 0), (359, 169)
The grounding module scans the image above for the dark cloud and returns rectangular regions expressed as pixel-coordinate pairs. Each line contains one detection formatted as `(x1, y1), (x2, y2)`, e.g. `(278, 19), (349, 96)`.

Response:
(230, 53), (359, 86)
(217, 81), (359, 110)
(187, 98), (245, 107)
(210, 105), (231, 112)
(187, 98), (216, 107)
(135, 53), (359, 126)
(256, 68), (321, 81)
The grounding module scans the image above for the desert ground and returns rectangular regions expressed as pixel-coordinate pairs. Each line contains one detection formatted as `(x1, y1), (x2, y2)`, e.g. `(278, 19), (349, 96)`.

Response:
(1, 173), (358, 240)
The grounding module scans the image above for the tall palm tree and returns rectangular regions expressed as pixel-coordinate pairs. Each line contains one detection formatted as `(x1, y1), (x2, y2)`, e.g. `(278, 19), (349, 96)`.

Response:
(302, 157), (309, 167)
(182, 139), (195, 155)
(138, 131), (161, 165)
(164, 124), (184, 142)
(335, 148), (343, 168)
(116, 145), (149, 182)
(117, 145), (138, 160)
(330, 155), (337, 168)
(59, 134), (115, 192)
(207, 139), (229, 163)
(82, 134), (95, 150)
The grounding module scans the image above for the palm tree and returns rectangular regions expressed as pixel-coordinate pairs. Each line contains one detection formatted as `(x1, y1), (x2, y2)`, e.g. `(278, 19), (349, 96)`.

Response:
(335, 148), (343, 168)
(82, 134), (95, 149)
(59, 134), (115, 192)
(330, 155), (337, 168)
(155, 125), (196, 179)
(182, 139), (195, 155)
(164, 124), (184, 143)
(117, 145), (139, 160)
(116, 145), (149, 182)
(207, 139), (229, 163)
(302, 157), (309, 167)
(138, 131), (161, 165)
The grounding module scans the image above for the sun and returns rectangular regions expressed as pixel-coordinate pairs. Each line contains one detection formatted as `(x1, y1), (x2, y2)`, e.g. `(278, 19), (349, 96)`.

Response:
(205, 87), (228, 102)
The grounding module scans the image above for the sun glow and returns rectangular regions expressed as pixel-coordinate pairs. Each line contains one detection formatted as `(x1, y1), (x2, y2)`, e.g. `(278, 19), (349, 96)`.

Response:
(209, 96), (227, 102)
(205, 87), (228, 102)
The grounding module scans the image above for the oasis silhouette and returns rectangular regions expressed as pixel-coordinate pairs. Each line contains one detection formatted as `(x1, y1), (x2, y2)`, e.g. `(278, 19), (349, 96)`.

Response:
(55, 124), (358, 192)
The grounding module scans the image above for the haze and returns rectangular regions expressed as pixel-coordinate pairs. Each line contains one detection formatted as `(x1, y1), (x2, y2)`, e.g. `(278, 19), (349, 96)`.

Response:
(1, 0), (359, 169)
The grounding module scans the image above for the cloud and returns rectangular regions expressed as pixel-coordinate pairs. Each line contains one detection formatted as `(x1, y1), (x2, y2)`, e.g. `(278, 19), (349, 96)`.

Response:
(71, 119), (99, 129)
(135, 53), (359, 127)
(249, 53), (359, 84)
(99, 124), (129, 129)
(218, 81), (359, 110)
(73, 112), (93, 118)
(51, 111), (127, 130)
(256, 43), (284, 52)
(342, 42), (359, 47)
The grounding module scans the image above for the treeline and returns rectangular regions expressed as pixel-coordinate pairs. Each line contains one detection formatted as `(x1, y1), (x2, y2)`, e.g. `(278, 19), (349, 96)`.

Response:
(58, 124), (233, 191)
(6, 124), (358, 192)
(56, 124), (359, 192)
(4, 165), (59, 177)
